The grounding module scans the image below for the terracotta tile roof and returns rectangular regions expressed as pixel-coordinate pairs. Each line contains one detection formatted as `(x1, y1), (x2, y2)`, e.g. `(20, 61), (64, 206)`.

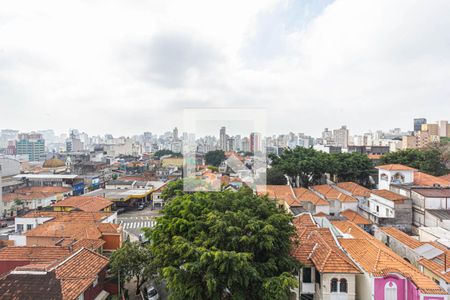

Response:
(418, 251), (450, 283)
(292, 214), (360, 274)
(413, 172), (450, 187)
(340, 209), (372, 225)
(257, 185), (301, 207)
(25, 221), (103, 241)
(0, 246), (70, 263)
(333, 221), (446, 295)
(0, 271), (63, 299)
(311, 185), (357, 203)
(293, 188), (329, 206)
(336, 182), (371, 198)
(97, 223), (121, 234)
(379, 227), (423, 249)
(2, 186), (72, 202)
(54, 196), (112, 212)
(339, 238), (446, 294)
(292, 213), (317, 228)
(375, 164), (418, 171)
(55, 248), (109, 300)
(371, 189), (408, 202)
(71, 239), (105, 252)
(440, 174), (450, 181)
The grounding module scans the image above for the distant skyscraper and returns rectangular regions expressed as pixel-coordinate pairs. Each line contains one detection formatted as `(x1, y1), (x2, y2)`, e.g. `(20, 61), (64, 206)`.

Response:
(414, 118), (427, 132)
(219, 127), (227, 150)
(321, 128), (333, 144)
(16, 132), (46, 161)
(333, 126), (349, 148)
(250, 132), (262, 153)
(173, 127), (179, 141)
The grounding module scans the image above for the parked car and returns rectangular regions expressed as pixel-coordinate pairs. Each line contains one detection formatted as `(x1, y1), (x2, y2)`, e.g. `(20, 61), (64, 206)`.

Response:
(116, 208), (126, 214)
(137, 204), (145, 210)
(146, 286), (159, 300)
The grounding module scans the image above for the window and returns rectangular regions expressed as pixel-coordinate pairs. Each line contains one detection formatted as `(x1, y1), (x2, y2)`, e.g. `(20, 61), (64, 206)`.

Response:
(376, 206), (379, 213)
(386, 208), (389, 216)
(385, 281), (397, 300)
(17, 224), (24, 232)
(302, 267), (312, 283)
(330, 278), (338, 292)
(26, 224), (32, 231)
(339, 279), (348, 293)
(315, 269), (321, 285)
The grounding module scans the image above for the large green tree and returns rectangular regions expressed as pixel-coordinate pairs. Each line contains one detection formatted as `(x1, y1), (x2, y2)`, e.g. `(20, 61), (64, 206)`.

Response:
(109, 241), (156, 295)
(331, 152), (373, 186)
(146, 188), (299, 300)
(380, 147), (448, 176)
(205, 150), (226, 167)
(266, 167), (288, 185)
(270, 147), (332, 187)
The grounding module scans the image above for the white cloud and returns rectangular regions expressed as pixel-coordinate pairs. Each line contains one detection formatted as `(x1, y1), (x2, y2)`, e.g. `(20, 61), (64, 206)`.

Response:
(0, 0), (449, 136)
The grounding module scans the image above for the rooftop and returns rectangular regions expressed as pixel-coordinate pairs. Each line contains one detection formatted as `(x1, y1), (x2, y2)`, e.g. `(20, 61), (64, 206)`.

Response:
(0, 246), (70, 263)
(336, 182), (371, 198)
(340, 209), (372, 225)
(293, 187), (329, 206)
(379, 227), (423, 249)
(54, 196), (112, 212)
(413, 172), (450, 187)
(375, 164), (418, 171)
(2, 186), (72, 202)
(412, 188), (450, 198)
(333, 221), (446, 295)
(291, 214), (361, 274)
(371, 189), (408, 202)
(311, 184), (358, 203)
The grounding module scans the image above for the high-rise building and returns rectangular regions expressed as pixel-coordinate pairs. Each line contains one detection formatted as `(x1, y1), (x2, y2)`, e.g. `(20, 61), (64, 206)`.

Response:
(421, 123), (439, 136)
(438, 120), (449, 137)
(219, 127), (227, 150)
(321, 128), (333, 144)
(333, 126), (349, 148)
(250, 132), (262, 153)
(16, 132), (46, 161)
(414, 118), (427, 132)
(173, 127), (179, 141)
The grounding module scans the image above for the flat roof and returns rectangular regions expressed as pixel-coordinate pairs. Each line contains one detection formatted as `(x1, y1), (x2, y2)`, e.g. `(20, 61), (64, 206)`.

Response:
(84, 188), (151, 200)
(426, 209), (450, 221)
(412, 188), (450, 198)
(13, 174), (79, 180)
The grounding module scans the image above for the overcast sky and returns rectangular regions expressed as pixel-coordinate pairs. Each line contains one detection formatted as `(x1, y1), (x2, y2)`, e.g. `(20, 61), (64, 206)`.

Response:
(1, 0), (449, 137)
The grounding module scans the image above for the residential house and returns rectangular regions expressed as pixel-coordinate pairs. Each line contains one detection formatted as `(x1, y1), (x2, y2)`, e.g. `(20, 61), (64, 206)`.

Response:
(1, 186), (72, 216)
(310, 184), (358, 214)
(375, 226), (450, 294)
(256, 185), (301, 213)
(291, 214), (362, 300)
(53, 196), (113, 212)
(407, 188), (450, 230)
(332, 220), (448, 300)
(0, 248), (111, 300)
(339, 209), (372, 232)
(23, 221), (122, 252)
(359, 189), (413, 232)
(0, 246), (70, 275)
(293, 187), (330, 215)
